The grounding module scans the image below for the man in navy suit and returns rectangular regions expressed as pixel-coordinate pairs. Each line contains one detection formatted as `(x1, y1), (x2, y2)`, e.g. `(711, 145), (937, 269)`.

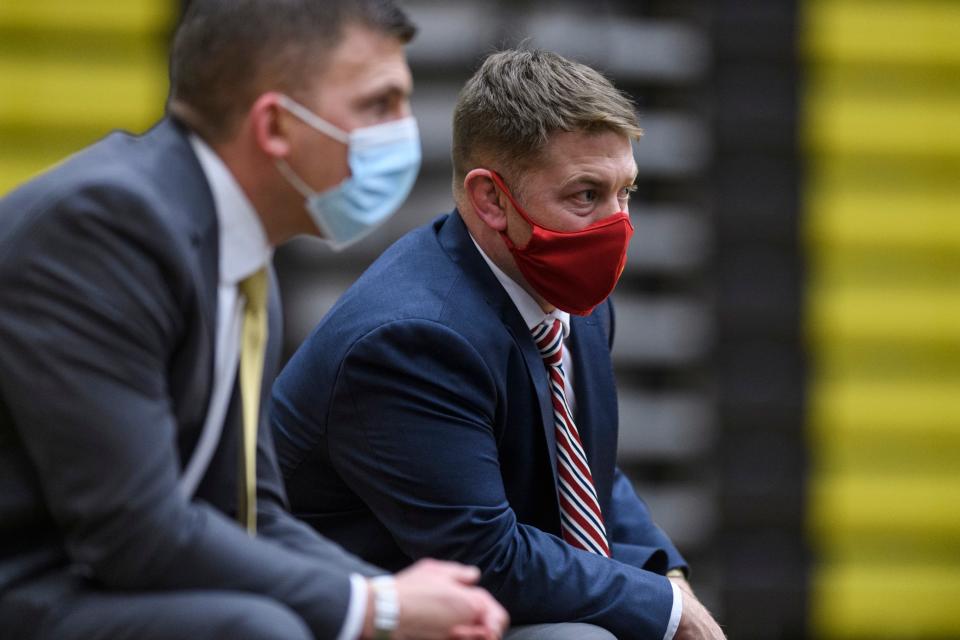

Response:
(272, 49), (725, 639)
(0, 1), (507, 638)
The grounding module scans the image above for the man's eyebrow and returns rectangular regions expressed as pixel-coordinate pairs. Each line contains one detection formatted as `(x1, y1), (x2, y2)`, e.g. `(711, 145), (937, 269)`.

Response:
(562, 173), (636, 190)
(562, 174), (608, 189)
(359, 82), (411, 102)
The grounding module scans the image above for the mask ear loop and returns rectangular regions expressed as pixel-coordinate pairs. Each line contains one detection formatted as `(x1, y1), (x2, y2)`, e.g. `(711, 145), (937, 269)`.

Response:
(274, 158), (317, 199)
(277, 94), (350, 144)
(487, 170), (536, 252)
(488, 171), (537, 227)
(274, 95), (350, 199)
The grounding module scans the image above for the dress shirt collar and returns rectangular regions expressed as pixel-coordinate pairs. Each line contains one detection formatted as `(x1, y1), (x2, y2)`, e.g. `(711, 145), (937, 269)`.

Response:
(469, 234), (570, 339)
(188, 134), (272, 285)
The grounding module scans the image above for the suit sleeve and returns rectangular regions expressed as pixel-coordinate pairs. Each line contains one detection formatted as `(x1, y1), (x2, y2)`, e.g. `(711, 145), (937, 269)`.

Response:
(607, 468), (688, 573)
(0, 190), (353, 638)
(255, 396), (384, 578)
(326, 319), (676, 639)
(250, 270), (383, 579)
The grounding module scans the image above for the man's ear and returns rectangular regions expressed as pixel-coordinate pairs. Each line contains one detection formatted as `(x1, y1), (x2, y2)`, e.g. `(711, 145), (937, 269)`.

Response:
(464, 168), (508, 232)
(249, 92), (291, 160)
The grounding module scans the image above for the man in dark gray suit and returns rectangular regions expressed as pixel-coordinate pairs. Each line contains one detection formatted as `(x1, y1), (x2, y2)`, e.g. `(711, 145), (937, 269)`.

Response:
(0, 1), (507, 639)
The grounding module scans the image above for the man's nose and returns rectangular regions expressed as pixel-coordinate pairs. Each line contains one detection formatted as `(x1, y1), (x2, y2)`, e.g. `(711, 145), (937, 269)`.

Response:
(597, 195), (627, 221)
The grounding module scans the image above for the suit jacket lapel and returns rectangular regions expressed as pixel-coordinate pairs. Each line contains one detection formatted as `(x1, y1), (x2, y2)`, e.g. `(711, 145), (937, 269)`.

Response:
(437, 211), (560, 495)
(147, 117), (219, 444)
(505, 322), (558, 492)
(568, 310), (618, 508)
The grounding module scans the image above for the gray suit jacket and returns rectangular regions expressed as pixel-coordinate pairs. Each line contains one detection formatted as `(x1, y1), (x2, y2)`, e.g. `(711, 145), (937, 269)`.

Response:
(0, 118), (379, 637)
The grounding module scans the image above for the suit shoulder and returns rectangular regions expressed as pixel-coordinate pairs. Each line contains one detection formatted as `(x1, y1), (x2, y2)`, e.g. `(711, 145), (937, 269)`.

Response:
(0, 141), (185, 269)
(336, 221), (476, 325)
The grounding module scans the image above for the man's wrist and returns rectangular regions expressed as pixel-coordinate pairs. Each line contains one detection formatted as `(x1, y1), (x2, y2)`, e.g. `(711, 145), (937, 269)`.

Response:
(370, 575), (399, 640)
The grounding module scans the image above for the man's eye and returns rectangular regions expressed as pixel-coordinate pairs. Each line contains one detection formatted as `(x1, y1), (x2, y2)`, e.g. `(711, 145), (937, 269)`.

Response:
(362, 94), (396, 119)
(618, 185), (637, 199)
(577, 190), (597, 203)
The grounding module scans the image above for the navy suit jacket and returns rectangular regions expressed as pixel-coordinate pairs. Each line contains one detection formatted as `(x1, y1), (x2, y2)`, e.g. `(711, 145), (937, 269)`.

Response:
(272, 211), (688, 639)
(0, 118), (378, 638)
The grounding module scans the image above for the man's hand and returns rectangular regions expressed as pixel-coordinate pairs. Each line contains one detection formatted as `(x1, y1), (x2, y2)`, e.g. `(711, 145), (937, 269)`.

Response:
(671, 576), (726, 640)
(363, 559), (509, 640)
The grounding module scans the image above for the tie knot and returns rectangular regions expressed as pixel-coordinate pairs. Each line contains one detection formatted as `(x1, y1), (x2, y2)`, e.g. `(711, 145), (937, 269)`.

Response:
(239, 267), (269, 312)
(532, 318), (563, 366)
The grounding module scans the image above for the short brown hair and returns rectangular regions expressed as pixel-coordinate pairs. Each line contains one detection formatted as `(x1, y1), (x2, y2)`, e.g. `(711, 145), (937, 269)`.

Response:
(169, 0), (416, 141)
(452, 49), (641, 190)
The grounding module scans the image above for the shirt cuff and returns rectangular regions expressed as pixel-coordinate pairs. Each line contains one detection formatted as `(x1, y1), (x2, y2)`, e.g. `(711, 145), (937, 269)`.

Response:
(662, 579), (683, 640)
(335, 573), (368, 640)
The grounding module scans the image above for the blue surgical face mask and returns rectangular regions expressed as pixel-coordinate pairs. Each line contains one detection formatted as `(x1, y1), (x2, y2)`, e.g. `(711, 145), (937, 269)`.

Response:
(275, 94), (421, 250)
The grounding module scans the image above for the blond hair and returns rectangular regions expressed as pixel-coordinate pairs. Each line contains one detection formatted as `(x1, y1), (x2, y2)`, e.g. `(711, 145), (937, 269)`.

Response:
(452, 49), (641, 190)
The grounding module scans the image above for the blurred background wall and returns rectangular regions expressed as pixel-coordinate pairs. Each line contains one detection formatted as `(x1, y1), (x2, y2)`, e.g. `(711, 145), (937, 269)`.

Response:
(1, 1), (957, 637)
(0, 1), (173, 190)
(803, 1), (960, 638)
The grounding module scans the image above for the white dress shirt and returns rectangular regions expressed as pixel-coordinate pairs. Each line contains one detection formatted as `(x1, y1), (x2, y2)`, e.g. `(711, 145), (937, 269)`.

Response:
(181, 135), (366, 640)
(470, 235), (683, 640)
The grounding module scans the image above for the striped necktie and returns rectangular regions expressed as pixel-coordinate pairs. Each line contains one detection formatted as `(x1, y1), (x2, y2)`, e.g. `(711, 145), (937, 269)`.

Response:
(237, 267), (269, 535)
(532, 318), (611, 557)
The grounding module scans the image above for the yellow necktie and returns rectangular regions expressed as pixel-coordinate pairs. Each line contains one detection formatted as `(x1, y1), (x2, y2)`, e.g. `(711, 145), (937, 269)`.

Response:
(237, 267), (269, 535)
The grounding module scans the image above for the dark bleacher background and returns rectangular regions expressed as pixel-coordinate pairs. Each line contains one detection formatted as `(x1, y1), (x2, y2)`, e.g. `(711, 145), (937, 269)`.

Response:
(5, 0), (958, 637)
(274, 2), (807, 637)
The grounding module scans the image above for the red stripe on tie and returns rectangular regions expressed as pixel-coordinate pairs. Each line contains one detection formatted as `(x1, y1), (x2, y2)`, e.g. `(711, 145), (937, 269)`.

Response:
(557, 463), (607, 534)
(553, 416), (599, 487)
(559, 490), (610, 556)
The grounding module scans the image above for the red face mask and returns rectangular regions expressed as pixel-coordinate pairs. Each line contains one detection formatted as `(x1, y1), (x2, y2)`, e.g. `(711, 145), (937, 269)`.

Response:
(489, 171), (634, 316)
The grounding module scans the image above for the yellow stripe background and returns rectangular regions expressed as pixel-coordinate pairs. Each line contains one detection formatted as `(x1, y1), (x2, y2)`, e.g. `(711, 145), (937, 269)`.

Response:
(803, 0), (960, 637)
(0, 0), (172, 194)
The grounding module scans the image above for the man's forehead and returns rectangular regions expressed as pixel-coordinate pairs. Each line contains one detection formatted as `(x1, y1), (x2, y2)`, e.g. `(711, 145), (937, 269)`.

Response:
(323, 25), (410, 81)
(539, 130), (637, 180)
(294, 27), (410, 107)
